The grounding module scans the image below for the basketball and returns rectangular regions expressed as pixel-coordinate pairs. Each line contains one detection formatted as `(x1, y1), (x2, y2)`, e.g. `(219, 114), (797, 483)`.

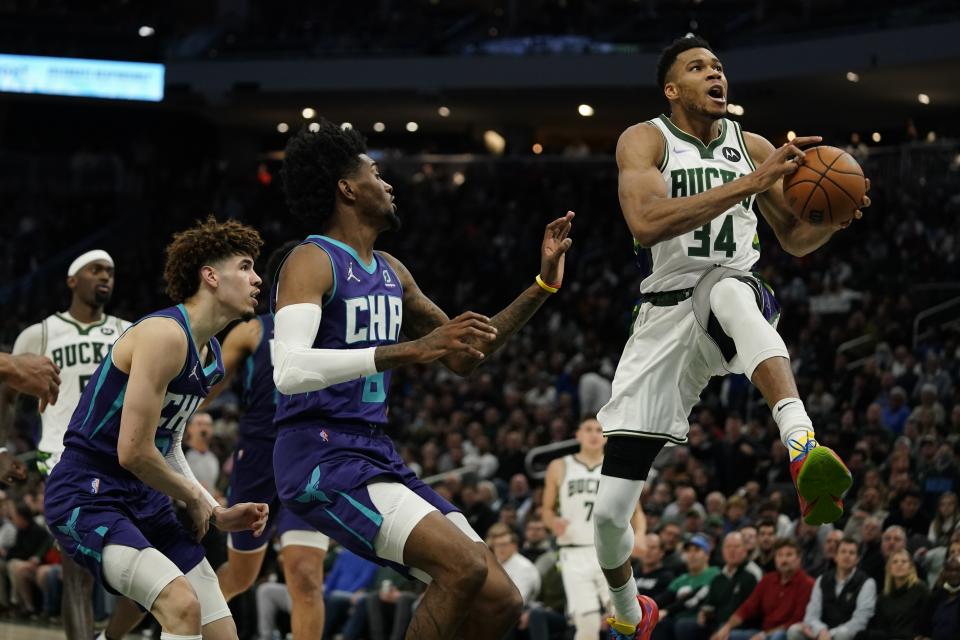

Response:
(782, 146), (866, 225)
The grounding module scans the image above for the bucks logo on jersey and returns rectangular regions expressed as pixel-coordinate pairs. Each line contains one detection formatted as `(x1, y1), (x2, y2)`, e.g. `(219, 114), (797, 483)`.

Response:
(638, 115), (762, 293)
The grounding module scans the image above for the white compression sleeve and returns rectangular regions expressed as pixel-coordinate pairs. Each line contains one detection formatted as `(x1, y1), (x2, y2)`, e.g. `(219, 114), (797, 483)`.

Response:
(165, 426), (219, 509)
(273, 303), (378, 395)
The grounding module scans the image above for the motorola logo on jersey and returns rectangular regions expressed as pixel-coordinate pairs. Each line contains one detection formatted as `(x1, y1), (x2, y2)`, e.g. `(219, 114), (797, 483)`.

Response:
(721, 146), (742, 162)
(345, 294), (403, 344)
(100, 327), (115, 335)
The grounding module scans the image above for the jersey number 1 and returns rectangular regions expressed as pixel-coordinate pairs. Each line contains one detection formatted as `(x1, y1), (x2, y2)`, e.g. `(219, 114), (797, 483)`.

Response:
(688, 214), (737, 258)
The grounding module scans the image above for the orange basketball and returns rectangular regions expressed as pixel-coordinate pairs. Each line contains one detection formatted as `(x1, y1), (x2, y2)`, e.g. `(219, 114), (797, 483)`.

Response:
(782, 146), (866, 225)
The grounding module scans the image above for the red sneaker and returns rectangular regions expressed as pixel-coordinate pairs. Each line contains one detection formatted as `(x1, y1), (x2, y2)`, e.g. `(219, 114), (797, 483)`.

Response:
(607, 595), (660, 640)
(789, 438), (852, 525)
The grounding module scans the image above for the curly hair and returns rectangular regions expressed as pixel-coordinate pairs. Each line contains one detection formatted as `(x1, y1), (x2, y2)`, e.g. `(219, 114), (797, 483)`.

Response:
(281, 119), (368, 230)
(656, 35), (714, 88)
(163, 216), (264, 303)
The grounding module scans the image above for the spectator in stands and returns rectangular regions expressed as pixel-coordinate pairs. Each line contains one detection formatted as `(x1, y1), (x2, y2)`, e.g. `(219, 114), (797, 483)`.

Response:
(884, 488), (930, 541)
(463, 434), (499, 479)
(675, 532), (760, 640)
(521, 518), (551, 562)
(363, 567), (420, 640)
(843, 487), (888, 542)
(754, 520), (778, 573)
(488, 523), (540, 606)
(321, 548), (379, 638)
(711, 538), (814, 640)
(922, 529), (960, 588)
(664, 485), (707, 524)
(917, 555), (960, 640)
(929, 491), (959, 547)
(460, 482), (497, 539)
(184, 411), (220, 496)
(657, 534), (720, 638)
(660, 522), (687, 573)
(0, 500), (52, 613)
(860, 549), (927, 640)
(723, 496), (749, 534)
(880, 386), (911, 434)
(808, 529), (843, 578)
(863, 524), (913, 585)
(787, 537), (875, 640)
(635, 533), (675, 601)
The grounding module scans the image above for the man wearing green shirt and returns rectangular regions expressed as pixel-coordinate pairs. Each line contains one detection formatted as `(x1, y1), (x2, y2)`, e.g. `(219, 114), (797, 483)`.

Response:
(657, 534), (720, 638)
(676, 531), (762, 639)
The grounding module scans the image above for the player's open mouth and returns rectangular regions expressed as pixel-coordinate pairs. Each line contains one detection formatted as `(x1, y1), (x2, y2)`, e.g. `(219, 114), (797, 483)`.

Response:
(707, 85), (726, 104)
(96, 285), (110, 295)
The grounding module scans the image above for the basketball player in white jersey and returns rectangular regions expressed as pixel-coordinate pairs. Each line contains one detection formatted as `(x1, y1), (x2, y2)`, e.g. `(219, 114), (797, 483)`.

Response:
(6, 250), (140, 640)
(591, 36), (872, 640)
(543, 416), (646, 640)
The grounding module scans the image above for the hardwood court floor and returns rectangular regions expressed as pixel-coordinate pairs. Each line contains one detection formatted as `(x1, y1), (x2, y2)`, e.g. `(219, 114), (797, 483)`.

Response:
(0, 621), (149, 640)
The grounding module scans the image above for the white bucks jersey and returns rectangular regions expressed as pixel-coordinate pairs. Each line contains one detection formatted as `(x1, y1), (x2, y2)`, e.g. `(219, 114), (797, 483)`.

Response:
(12, 313), (130, 468)
(640, 115), (760, 292)
(557, 455), (602, 546)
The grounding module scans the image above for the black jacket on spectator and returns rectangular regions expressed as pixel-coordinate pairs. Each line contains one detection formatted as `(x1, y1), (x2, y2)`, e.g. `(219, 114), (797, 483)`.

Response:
(821, 568), (869, 628)
(8, 520), (51, 561)
(857, 581), (928, 640)
(859, 541), (884, 585)
(883, 509), (931, 540)
(635, 565), (674, 602)
(917, 588), (960, 640)
(703, 564), (759, 624)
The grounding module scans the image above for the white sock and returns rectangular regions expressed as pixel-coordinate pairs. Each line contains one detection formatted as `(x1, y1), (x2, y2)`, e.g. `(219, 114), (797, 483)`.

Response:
(773, 398), (816, 461)
(609, 575), (642, 627)
(160, 633), (202, 640)
(95, 634), (107, 640)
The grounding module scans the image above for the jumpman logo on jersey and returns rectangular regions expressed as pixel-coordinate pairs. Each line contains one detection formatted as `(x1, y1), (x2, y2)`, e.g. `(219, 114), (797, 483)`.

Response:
(188, 362), (200, 381)
(346, 262), (361, 283)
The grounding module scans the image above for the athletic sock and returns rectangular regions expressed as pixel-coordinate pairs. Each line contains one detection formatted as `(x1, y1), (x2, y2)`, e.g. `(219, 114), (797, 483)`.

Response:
(773, 397), (816, 461)
(160, 633), (202, 640)
(608, 575), (642, 628)
(95, 633), (107, 640)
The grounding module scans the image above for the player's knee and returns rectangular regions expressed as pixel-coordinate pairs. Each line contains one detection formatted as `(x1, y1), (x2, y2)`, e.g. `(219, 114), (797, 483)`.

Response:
(439, 543), (487, 596)
(709, 278), (754, 325)
(153, 577), (201, 630)
(284, 560), (324, 602)
(592, 497), (629, 539)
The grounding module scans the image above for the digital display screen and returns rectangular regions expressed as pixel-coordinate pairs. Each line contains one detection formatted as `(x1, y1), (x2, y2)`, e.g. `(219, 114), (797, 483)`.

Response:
(0, 54), (164, 102)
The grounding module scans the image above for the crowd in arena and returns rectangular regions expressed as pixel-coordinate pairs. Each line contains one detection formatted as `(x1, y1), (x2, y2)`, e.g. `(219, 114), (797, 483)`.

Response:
(0, 125), (959, 640)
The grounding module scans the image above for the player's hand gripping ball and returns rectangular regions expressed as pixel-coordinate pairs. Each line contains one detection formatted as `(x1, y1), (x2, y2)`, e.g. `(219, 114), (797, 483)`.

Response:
(783, 145), (866, 226)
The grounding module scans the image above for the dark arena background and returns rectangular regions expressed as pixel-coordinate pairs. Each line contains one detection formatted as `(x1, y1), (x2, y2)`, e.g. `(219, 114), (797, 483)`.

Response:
(1, 2), (959, 640)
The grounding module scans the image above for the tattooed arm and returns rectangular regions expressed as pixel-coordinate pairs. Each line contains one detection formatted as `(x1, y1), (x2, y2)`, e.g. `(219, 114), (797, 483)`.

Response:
(381, 212), (574, 376)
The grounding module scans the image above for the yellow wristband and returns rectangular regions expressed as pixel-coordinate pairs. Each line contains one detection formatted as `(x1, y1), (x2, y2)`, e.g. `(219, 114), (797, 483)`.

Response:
(535, 274), (559, 294)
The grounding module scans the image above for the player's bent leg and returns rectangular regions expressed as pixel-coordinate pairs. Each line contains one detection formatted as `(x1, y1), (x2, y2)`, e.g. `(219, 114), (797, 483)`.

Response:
(279, 535), (329, 640)
(398, 511), (490, 639)
(184, 559), (232, 629)
(458, 544), (524, 640)
(216, 546), (268, 602)
(596, 436), (664, 640)
(61, 549), (95, 639)
(101, 545), (199, 636)
(709, 277), (851, 524)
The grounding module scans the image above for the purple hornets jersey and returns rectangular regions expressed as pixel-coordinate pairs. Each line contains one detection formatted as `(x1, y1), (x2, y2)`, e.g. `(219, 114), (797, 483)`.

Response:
(237, 314), (277, 440)
(62, 304), (225, 475)
(272, 235), (403, 427)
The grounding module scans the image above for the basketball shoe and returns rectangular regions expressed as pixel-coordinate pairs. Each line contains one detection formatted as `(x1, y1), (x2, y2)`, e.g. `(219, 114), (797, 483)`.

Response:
(607, 595), (659, 640)
(788, 431), (853, 525)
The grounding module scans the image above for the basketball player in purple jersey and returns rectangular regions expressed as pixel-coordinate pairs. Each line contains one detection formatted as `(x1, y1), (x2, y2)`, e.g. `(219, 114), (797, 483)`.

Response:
(272, 120), (574, 639)
(202, 243), (329, 637)
(44, 218), (270, 640)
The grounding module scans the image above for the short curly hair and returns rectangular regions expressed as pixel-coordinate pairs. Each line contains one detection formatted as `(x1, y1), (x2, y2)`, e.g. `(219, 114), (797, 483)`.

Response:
(656, 35), (714, 88)
(281, 119), (368, 230)
(163, 216), (264, 303)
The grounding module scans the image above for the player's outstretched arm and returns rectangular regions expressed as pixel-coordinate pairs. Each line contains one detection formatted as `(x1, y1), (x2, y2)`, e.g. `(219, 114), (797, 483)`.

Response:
(115, 319), (219, 539)
(619, 124), (819, 247)
(744, 131), (871, 257)
(198, 317), (259, 411)
(381, 212), (574, 376)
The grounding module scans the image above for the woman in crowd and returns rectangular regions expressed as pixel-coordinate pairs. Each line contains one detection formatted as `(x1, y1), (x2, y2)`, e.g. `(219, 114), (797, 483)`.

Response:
(858, 549), (927, 640)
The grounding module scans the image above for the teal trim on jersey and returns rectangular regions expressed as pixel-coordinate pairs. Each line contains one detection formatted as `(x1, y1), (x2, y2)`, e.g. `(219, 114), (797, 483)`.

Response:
(203, 359), (219, 377)
(81, 358), (114, 430)
(338, 491), (384, 527)
(733, 121), (757, 171)
(243, 356), (255, 393)
(323, 507), (374, 550)
(89, 384), (126, 439)
(177, 304), (218, 378)
(255, 315), (268, 352)
(326, 252), (339, 307)
(659, 115), (727, 160)
(311, 234), (377, 274)
(94, 526), (108, 537)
